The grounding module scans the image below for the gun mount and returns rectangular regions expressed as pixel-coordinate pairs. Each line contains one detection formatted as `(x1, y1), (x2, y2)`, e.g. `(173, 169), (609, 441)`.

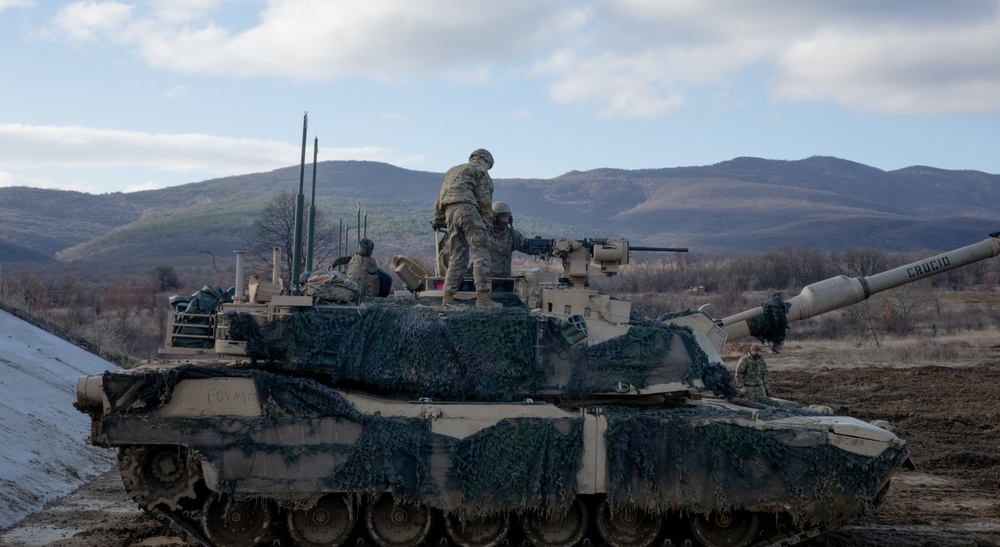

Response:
(522, 236), (688, 287)
(407, 234), (687, 309)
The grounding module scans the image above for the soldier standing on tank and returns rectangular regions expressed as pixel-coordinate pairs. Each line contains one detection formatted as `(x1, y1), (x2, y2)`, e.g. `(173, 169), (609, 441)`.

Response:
(432, 149), (499, 307)
(736, 343), (771, 400)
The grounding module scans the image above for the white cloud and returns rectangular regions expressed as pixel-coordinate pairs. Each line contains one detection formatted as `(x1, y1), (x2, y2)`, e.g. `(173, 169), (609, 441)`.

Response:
(163, 84), (189, 99)
(145, 0), (223, 24)
(504, 109), (531, 121)
(0, 0), (33, 10)
(0, 124), (407, 193)
(50, 1), (132, 43)
(0, 171), (23, 187)
(122, 180), (169, 192)
(0, 170), (69, 191)
(40, 0), (1000, 118)
(774, 24), (1000, 114)
(63, 1), (582, 82)
(0, 123), (295, 173)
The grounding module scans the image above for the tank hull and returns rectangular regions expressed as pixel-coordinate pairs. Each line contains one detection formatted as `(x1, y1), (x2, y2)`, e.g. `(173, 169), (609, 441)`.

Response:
(79, 364), (908, 547)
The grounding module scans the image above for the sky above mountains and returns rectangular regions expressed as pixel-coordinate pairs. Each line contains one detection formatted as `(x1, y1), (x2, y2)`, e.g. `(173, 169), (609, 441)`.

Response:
(2, 0), (999, 194)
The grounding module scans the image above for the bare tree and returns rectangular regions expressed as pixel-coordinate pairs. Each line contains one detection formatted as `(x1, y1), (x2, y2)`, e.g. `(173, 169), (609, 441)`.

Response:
(880, 279), (932, 336)
(150, 265), (181, 292)
(244, 190), (340, 286)
(835, 247), (890, 277)
(845, 299), (893, 347)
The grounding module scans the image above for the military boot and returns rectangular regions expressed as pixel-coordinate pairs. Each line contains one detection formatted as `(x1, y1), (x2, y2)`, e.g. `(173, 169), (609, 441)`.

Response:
(476, 290), (501, 308)
(440, 292), (456, 307)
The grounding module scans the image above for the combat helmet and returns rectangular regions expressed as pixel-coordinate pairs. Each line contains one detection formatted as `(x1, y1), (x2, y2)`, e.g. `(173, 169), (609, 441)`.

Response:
(492, 201), (513, 225)
(470, 148), (494, 169)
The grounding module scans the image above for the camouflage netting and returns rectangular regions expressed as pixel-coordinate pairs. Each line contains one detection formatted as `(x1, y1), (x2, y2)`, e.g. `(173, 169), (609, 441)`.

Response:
(560, 319), (738, 399)
(99, 366), (583, 516)
(241, 305), (540, 401)
(449, 417), (583, 517)
(558, 319), (674, 396)
(675, 325), (737, 398)
(603, 405), (908, 525)
(101, 364), (361, 418)
(235, 305), (740, 401)
(99, 366), (901, 522)
(746, 292), (789, 351)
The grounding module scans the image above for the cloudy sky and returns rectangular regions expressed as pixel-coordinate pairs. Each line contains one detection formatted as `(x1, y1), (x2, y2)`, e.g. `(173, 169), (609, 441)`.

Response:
(2, 0), (999, 194)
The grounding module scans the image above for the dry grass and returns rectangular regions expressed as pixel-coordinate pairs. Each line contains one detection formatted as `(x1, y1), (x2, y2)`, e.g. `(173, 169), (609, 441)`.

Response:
(753, 331), (1000, 371)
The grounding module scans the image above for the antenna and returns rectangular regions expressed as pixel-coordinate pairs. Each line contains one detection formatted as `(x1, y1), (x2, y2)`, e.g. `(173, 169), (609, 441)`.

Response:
(306, 136), (318, 273)
(290, 112), (307, 292)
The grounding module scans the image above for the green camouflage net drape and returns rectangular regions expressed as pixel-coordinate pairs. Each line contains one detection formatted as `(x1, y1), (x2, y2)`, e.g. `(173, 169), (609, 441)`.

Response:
(235, 305), (740, 401)
(450, 417), (584, 517)
(747, 292), (790, 351)
(603, 405), (908, 525)
(241, 306), (539, 401)
(99, 366), (583, 516)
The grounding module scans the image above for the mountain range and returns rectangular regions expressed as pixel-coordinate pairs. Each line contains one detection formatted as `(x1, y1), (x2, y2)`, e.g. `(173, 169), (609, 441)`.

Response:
(1, 155), (998, 265)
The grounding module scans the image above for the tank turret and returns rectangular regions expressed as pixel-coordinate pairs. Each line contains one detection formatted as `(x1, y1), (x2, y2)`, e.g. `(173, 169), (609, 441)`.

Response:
(75, 231), (1000, 547)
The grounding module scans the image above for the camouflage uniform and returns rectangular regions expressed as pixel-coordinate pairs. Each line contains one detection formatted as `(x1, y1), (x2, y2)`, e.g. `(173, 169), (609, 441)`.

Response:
(735, 347), (770, 400)
(467, 226), (528, 278)
(434, 156), (494, 293)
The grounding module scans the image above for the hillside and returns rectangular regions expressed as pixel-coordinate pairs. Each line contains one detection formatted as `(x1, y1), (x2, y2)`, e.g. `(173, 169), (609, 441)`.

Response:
(1, 156), (998, 265)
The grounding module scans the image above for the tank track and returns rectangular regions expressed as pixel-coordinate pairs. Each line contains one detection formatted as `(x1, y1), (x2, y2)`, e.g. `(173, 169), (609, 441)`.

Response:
(148, 505), (213, 547)
(753, 525), (827, 547)
(136, 495), (831, 547)
(117, 440), (833, 547)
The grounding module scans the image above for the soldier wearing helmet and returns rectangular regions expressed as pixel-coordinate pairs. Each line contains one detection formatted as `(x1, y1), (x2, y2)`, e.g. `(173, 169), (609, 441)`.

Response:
(735, 343), (771, 400)
(483, 201), (530, 278)
(345, 237), (381, 297)
(432, 148), (498, 307)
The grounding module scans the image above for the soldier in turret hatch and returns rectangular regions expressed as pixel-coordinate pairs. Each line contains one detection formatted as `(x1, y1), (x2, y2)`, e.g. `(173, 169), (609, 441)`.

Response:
(735, 343), (771, 400)
(464, 201), (530, 278)
(432, 149), (499, 307)
(345, 237), (381, 297)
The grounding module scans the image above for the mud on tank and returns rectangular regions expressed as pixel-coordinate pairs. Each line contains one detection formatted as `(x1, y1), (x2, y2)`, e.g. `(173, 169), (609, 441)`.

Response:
(75, 232), (1000, 547)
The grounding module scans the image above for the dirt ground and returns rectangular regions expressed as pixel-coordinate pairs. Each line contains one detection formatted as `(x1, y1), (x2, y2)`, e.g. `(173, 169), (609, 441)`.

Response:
(767, 343), (1000, 547)
(2, 344), (999, 547)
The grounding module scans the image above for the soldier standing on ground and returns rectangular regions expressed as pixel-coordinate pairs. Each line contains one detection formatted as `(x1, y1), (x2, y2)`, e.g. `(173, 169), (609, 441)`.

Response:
(736, 343), (771, 400)
(432, 149), (499, 307)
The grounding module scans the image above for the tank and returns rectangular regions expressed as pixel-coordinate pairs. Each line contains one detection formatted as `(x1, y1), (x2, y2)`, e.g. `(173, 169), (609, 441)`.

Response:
(75, 232), (1000, 547)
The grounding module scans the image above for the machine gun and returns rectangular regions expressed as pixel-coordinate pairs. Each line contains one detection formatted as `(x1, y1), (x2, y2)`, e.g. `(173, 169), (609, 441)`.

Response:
(522, 236), (687, 287)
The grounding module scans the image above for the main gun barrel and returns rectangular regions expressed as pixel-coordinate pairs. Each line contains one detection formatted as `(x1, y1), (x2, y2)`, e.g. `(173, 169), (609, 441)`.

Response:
(721, 233), (1000, 342)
